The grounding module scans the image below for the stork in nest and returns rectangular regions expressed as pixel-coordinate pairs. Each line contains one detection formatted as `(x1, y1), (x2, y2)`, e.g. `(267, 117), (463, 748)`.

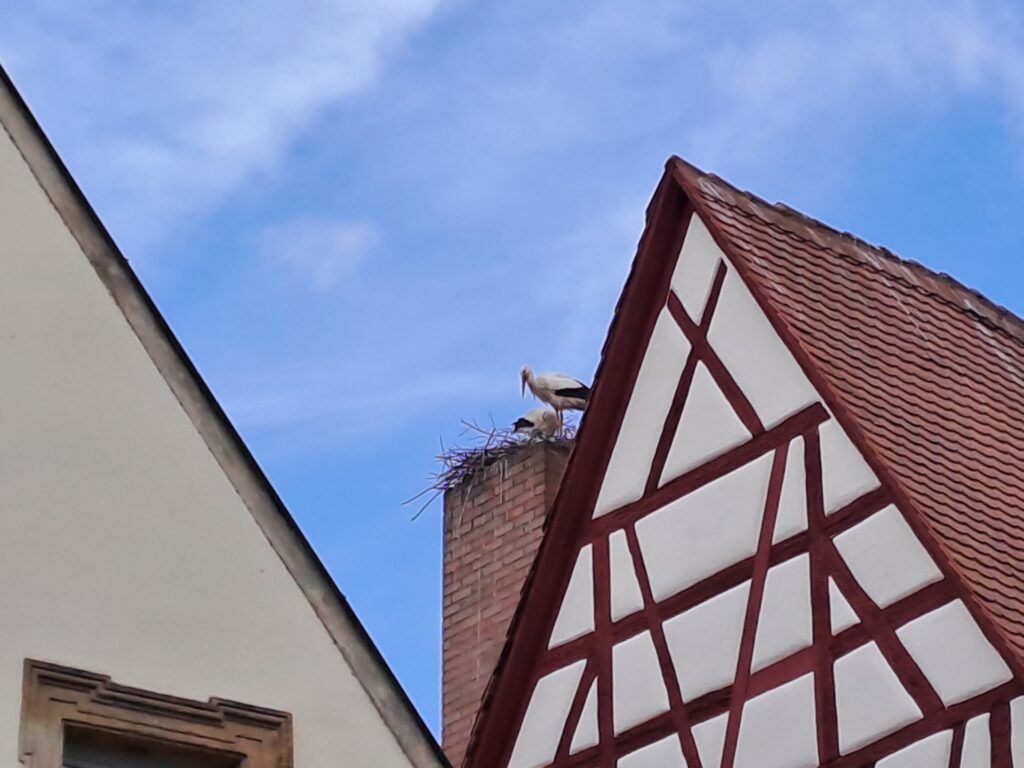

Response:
(513, 407), (561, 439)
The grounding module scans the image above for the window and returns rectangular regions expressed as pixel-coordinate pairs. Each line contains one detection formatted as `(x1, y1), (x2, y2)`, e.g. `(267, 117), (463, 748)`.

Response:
(62, 727), (240, 768)
(19, 660), (292, 768)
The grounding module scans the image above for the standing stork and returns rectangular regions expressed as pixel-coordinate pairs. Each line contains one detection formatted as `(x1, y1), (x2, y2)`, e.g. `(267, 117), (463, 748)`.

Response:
(513, 407), (561, 439)
(520, 365), (590, 424)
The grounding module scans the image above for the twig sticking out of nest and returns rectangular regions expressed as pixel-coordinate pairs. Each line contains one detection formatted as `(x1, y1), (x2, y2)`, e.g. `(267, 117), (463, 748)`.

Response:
(404, 417), (576, 520)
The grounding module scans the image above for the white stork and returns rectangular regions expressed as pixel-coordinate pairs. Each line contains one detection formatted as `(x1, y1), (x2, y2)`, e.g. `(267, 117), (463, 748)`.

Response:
(513, 407), (561, 439)
(519, 366), (590, 424)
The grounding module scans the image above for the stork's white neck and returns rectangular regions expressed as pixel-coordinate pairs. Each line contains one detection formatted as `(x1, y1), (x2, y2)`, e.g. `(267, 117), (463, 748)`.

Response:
(522, 367), (537, 397)
(525, 372), (541, 399)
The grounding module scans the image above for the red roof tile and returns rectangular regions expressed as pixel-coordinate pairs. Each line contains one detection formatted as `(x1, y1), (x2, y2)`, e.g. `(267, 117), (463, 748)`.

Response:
(672, 157), (1024, 659)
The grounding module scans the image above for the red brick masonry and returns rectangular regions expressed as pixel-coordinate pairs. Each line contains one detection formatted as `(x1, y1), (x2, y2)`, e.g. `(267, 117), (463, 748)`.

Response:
(442, 441), (569, 767)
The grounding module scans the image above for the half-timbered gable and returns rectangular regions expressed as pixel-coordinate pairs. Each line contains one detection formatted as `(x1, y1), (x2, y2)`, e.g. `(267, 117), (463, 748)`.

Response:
(465, 158), (1024, 768)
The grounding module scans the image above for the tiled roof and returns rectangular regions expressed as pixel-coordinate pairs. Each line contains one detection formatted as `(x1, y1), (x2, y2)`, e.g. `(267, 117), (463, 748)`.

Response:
(673, 157), (1024, 661)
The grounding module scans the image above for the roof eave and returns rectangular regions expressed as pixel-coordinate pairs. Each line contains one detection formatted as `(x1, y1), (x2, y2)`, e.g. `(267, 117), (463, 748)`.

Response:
(0, 62), (449, 768)
(464, 166), (696, 767)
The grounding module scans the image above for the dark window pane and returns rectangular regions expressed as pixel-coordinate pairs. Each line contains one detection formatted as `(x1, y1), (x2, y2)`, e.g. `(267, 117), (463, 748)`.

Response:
(63, 726), (241, 768)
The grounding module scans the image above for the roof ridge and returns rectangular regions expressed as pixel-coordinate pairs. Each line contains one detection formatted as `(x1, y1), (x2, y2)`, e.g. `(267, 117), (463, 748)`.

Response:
(670, 156), (1024, 350)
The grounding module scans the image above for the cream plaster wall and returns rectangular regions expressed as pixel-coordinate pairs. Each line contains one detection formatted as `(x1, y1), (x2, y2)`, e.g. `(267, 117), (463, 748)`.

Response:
(0, 120), (418, 766)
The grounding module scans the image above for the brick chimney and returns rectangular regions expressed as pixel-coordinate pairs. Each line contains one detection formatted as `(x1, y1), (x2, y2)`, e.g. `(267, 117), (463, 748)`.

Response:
(441, 440), (570, 767)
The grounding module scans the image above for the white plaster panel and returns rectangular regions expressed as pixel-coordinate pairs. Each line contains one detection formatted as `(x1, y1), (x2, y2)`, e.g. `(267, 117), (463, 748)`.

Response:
(659, 362), (750, 485)
(706, 268), (820, 428)
(734, 673), (818, 768)
(0, 123), (422, 768)
(773, 437), (807, 543)
(670, 213), (723, 322)
(876, 729), (952, 767)
(692, 713), (728, 768)
(610, 530), (645, 621)
(961, 714), (991, 768)
(835, 642), (922, 754)
(550, 544), (595, 647)
(829, 578), (860, 635)
(570, 679), (599, 755)
(896, 600), (1012, 706)
(663, 581), (750, 701)
(638, 453), (773, 601)
(617, 735), (686, 768)
(508, 661), (586, 768)
(594, 310), (692, 517)
(612, 631), (670, 733)
(833, 505), (943, 608)
(1011, 697), (1024, 767)
(819, 416), (880, 514)
(752, 554), (812, 671)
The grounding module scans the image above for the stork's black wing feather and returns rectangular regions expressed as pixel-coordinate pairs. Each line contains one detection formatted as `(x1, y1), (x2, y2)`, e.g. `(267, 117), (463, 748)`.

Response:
(513, 417), (533, 430)
(555, 384), (590, 400)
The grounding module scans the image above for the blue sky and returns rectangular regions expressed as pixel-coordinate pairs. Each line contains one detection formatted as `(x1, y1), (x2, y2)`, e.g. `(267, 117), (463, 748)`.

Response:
(3, 0), (1024, 733)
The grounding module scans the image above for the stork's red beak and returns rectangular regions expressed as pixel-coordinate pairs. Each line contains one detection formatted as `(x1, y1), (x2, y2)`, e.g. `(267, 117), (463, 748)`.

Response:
(520, 375), (526, 398)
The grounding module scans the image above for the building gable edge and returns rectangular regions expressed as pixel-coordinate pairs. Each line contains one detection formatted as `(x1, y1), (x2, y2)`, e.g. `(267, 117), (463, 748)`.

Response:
(465, 164), (695, 767)
(0, 63), (448, 768)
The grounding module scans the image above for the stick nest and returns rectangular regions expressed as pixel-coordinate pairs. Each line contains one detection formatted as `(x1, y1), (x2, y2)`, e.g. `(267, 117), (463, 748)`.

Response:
(405, 418), (575, 519)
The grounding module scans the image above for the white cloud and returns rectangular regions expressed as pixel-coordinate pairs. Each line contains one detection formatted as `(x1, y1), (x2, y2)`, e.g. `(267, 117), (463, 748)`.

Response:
(685, 1), (1024, 171)
(261, 218), (380, 291)
(0, 0), (443, 256)
(9, 0), (1024, 456)
(533, 199), (646, 369)
(221, 362), (503, 458)
(384, 0), (1024, 211)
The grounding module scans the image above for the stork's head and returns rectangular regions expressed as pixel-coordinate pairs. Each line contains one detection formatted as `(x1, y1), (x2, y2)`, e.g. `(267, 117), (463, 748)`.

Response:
(519, 365), (532, 398)
(512, 416), (532, 433)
